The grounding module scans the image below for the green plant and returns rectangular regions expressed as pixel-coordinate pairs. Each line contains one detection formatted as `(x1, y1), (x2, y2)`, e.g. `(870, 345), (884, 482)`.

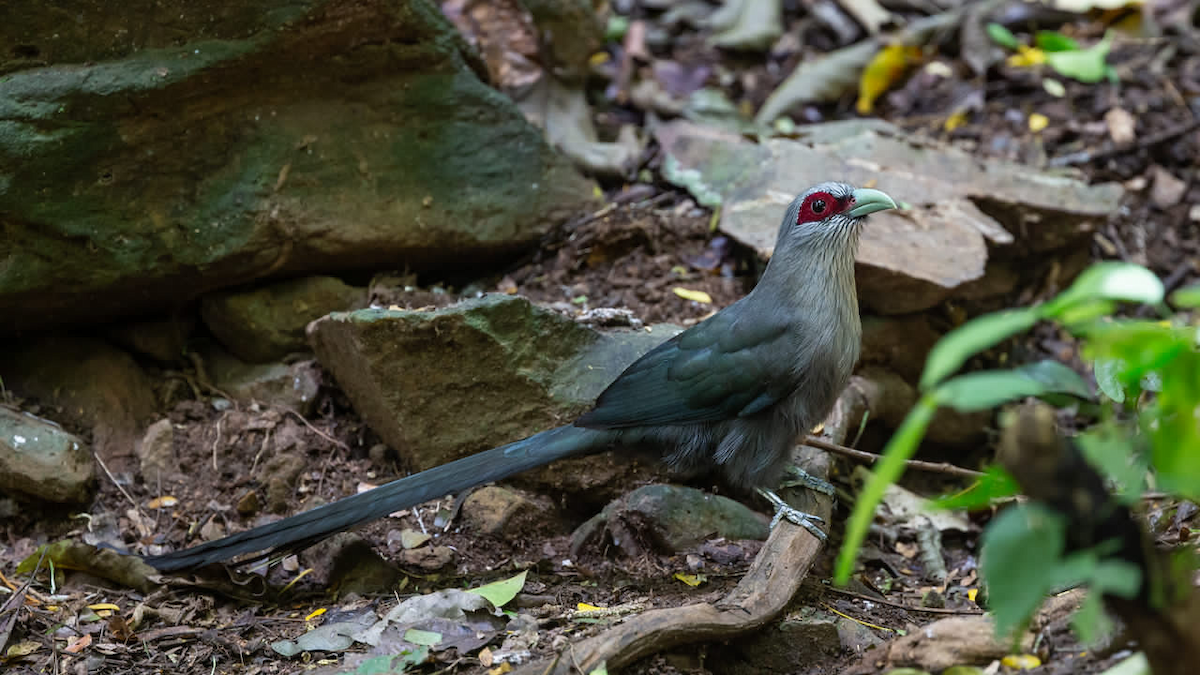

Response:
(834, 262), (1200, 637)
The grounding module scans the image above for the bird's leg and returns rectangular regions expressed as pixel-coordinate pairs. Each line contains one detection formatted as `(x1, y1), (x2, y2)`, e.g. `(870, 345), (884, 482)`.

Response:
(779, 465), (835, 496)
(756, 487), (827, 541)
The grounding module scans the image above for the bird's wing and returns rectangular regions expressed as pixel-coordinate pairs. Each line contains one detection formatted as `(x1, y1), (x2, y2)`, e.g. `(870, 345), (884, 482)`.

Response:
(575, 306), (795, 429)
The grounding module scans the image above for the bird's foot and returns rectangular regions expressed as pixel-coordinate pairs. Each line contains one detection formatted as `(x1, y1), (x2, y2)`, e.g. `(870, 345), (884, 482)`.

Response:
(757, 488), (827, 541)
(779, 465), (835, 496)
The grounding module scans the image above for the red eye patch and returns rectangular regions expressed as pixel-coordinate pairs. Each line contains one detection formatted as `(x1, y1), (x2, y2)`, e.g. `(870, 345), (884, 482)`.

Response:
(796, 191), (844, 224)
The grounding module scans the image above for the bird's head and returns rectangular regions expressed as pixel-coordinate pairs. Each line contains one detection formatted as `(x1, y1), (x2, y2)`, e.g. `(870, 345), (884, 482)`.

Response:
(762, 181), (896, 296)
(779, 181), (896, 249)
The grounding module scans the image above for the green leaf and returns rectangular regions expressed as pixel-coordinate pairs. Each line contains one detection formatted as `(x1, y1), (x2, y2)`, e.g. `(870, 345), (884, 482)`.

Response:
(1077, 425), (1146, 501)
(934, 360), (1088, 413)
(1035, 31), (1080, 52)
(466, 570), (527, 608)
(1093, 357), (1126, 403)
(1018, 360), (1092, 399)
(1171, 284), (1200, 308)
(929, 466), (1021, 511)
(1045, 32), (1113, 83)
(1046, 263), (1164, 317)
(402, 629), (442, 647)
(835, 394), (939, 585)
(986, 23), (1021, 50)
(920, 308), (1039, 389)
(980, 503), (1067, 637)
(353, 650), (429, 674)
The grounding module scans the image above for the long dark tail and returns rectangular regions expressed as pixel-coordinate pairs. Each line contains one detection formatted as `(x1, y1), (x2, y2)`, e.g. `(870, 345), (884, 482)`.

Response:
(144, 425), (605, 571)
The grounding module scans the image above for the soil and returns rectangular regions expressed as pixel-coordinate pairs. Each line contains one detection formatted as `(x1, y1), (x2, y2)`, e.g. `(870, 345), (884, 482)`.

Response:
(2, 4), (1198, 675)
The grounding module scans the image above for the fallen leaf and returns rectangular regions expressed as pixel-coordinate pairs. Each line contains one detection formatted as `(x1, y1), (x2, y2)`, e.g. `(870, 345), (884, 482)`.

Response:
(465, 570), (527, 608)
(1002, 654), (1043, 669)
(146, 496), (177, 509)
(1029, 113), (1049, 133)
(673, 287), (712, 304)
(6, 641), (40, 657)
(673, 572), (706, 586)
(856, 44), (921, 114)
(1007, 45), (1046, 68)
(64, 634), (91, 654)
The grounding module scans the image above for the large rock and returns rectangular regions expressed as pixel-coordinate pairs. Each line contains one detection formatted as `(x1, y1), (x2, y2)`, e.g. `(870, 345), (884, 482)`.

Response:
(0, 408), (94, 503)
(0, 336), (157, 476)
(656, 119), (1123, 314)
(308, 295), (678, 471)
(202, 276), (367, 363)
(0, 0), (596, 334)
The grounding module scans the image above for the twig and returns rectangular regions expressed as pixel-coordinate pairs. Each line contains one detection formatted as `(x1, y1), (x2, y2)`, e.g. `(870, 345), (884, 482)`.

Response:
(803, 437), (985, 479)
(1050, 117), (1200, 167)
(94, 451), (142, 513)
(823, 586), (984, 615)
(285, 409), (350, 451)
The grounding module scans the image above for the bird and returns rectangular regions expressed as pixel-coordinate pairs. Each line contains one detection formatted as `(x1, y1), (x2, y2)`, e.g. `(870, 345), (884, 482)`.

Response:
(144, 182), (896, 572)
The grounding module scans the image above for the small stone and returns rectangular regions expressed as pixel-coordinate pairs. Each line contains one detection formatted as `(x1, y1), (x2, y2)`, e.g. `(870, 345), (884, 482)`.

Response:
(1149, 166), (1186, 209)
(368, 443), (391, 466)
(1104, 107), (1136, 144)
(462, 486), (536, 536)
(0, 408), (94, 503)
(398, 545), (455, 569)
(236, 490), (261, 516)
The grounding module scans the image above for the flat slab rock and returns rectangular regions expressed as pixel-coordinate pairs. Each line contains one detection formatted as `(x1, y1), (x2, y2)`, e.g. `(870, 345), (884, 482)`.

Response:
(308, 294), (680, 473)
(657, 119), (1124, 313)
(0, 0), (595, 334)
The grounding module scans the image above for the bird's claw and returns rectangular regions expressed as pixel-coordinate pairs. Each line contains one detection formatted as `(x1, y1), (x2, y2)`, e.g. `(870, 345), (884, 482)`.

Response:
(757, 488), (828, 541)
(780, 465), (836, 496)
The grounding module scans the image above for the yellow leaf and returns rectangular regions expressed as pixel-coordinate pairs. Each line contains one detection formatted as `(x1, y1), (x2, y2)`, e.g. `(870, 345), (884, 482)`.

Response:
(673, 287), (712, 304)
(7, 641), (40, 657)
(487, 663), (513, 675)
(943, 109), (969, 131)
(147, 495), (177, 509)
(305, 607), (327, 622)
(1002, 654), (1042, 669)
(87, 603), (120, 612)
(856, 44), (921, 115)
(577, 602), (604, 612)
(967, 587), (978, 602)
(1007, 45), (1046, 68)
(673, 572), (705, 586)
(1029, 113), (1049, 133)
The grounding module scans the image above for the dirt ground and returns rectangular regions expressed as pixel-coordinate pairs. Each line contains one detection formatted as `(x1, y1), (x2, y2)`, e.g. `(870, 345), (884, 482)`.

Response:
(2, 3), (1198, 675)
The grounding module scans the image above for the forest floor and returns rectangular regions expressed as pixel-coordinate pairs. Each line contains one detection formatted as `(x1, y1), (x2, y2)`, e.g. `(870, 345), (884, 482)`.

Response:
(3, 2), (1198, 675)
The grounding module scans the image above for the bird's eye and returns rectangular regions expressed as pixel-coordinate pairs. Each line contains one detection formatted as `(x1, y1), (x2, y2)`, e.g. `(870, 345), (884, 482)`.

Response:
(811, 199), (826, 214)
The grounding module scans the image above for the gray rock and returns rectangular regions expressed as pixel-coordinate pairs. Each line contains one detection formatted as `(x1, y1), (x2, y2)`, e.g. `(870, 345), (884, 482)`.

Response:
(202, 276), (367, 363)
(571, 484), (769, 557)
(308, 294), (678, 472)
(0, 336), (157, 476)
(207, 351), (322, 415)
(0, 408), (94, 503)
(0, 0), (596, 334)
(655, 119), (1123, 314)
(135, 418), (176, 482)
